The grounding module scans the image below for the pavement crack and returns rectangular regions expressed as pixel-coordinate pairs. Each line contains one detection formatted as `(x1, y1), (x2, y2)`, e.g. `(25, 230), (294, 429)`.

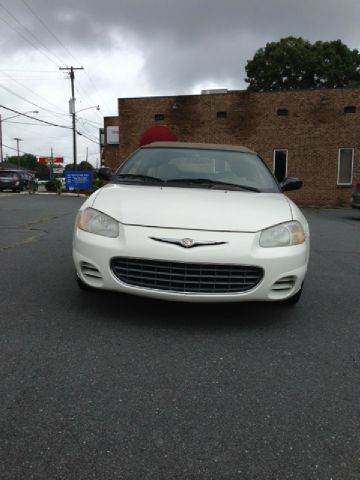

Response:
(0, 213), (72, 252)
(0, 234), (46, 252)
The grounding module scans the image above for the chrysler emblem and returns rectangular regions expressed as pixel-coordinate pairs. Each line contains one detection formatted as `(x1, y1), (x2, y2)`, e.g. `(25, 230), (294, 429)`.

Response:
(180, 238), (195, 248)
(149, 236), (227, 248)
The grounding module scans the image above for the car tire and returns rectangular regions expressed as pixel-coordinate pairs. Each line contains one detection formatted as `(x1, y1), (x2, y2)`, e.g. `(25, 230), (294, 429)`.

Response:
(281, 283), (304, 306)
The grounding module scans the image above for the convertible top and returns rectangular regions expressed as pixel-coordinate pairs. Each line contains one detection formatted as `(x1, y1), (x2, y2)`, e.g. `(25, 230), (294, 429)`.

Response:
(141, 141), (256, 154)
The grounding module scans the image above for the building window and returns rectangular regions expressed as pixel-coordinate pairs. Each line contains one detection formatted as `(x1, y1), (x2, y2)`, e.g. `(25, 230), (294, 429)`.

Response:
(154, 114), (165, 121)
(273, 149), (288, 182)
(344, 106), (356, 114)
(216, 111), (227, 119)
(277, 108), (289, 116)
(337, 148), (354, 185)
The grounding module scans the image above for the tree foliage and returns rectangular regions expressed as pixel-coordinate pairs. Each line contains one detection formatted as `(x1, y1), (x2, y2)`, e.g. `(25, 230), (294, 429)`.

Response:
(65, 161), (94, 171)
(245, 37), (360, 91)
(6, 153), (38, 171)
(36, 164), (50, 180)
(6, 154), (51, 179)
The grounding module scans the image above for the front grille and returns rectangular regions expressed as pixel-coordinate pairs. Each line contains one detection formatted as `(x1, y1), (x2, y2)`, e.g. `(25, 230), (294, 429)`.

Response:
(110, 257), (263, 294)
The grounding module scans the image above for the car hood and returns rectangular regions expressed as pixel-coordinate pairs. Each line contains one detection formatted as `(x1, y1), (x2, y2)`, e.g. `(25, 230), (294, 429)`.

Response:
(90, 184), (293, 232)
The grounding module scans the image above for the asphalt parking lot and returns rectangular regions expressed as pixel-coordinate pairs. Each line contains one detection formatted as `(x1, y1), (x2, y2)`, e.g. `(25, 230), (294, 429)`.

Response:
(0, 193), (359, 480)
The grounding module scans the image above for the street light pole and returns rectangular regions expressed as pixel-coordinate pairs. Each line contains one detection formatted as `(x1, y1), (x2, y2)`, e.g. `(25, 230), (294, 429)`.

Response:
(13, 137), (23, 168)
(76, 105), (100, 114)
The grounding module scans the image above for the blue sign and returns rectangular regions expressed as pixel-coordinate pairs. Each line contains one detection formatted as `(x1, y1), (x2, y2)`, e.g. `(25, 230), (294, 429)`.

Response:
(64, 171), (93, 190)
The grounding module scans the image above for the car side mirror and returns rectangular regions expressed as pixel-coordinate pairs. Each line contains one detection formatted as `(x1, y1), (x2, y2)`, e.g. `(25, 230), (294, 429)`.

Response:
(97, 166), (113, 181)
(280, 177), (303, 192)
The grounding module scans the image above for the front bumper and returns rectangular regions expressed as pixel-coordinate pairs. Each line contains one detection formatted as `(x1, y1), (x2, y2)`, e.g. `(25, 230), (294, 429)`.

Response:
(73, 224), (309, 303)
(0, 181), (19, 190)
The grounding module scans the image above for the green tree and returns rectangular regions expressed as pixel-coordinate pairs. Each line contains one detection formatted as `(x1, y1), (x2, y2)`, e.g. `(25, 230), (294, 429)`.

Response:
(35, 163), (50, 180)
(6, 153), (38, 170)
(78, 161), (94, 171)
(64, 161), (93, 171)
(245, 37), (360, 91)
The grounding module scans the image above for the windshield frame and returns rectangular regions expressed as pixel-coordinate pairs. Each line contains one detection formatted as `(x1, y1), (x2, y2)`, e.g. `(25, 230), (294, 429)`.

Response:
(115, 146), (282, 193)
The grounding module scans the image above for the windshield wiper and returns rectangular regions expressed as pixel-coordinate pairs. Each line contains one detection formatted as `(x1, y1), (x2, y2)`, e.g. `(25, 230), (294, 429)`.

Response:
(165, 178), (260, 192)
(116, 173), (164, 183)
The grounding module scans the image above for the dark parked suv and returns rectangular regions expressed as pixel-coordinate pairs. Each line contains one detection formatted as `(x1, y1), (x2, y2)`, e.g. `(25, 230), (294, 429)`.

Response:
(0, 169), (37, 192)
(351, 184), (360, 209)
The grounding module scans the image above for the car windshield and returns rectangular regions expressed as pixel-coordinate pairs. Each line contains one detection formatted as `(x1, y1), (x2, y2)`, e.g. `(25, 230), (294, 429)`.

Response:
(116, 147), (280, 193)
(0, 171), (18, 178)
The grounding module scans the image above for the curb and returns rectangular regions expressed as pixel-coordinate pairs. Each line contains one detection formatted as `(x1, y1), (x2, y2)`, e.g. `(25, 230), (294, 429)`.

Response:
(1, 191), (87, 198)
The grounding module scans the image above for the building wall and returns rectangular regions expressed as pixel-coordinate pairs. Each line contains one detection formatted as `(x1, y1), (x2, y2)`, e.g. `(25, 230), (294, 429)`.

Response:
(108, 88), (360, 206)
(102, 116), (120, 167)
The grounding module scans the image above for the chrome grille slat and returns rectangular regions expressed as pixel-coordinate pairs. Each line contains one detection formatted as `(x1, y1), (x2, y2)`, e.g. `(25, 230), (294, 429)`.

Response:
(110, 257), (263, 294)
(121, 274), (255, 286)
(113, 267), (259, 280)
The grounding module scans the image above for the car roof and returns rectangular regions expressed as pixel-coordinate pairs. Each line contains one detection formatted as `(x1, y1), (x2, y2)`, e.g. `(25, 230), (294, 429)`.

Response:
(141, 141), (256, 154)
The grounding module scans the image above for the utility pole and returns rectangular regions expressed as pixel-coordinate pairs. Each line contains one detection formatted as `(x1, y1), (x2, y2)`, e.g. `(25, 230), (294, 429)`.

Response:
(13, 137), (23, 168)
(49, 147), (54, 180)
(59, 66), (84, 166)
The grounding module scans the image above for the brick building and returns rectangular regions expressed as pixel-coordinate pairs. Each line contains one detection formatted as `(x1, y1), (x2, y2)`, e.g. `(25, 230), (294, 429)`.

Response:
(102, 88), (360, 207)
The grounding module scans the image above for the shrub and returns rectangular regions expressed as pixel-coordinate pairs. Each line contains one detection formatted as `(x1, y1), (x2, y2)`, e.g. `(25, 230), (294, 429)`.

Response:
(92, 178), (105, 191)
(45, 179), (62, 193)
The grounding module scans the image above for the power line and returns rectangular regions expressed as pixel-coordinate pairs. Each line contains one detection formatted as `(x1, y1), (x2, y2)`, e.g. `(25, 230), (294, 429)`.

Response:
(2, 141), (51, 158)
(5, 121), (63, 126)
(0, 83), (69, 119)
(83, 71), (112, 112)
(19, 0), (108, 115)
(0, 69), (61, 73)
(0, 2), (65, 65)
(77, 131), (100, 145)
(2, 106), (95, 142)
(2, 1), (112, 120)
(0, 69), (68, 116)
(74, 83), (103, 122)
(20, 0), (83, 66)
(76, 118), (102, 128)
(0, 9), (60, 67)
(1, 105), (72, 131)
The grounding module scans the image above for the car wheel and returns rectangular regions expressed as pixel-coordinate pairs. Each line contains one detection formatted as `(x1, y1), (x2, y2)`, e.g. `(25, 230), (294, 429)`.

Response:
(76, 273), (96, 292)
(281, 283), (304, 306)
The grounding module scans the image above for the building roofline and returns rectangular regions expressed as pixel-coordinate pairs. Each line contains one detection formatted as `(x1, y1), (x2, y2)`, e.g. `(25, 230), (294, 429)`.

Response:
(118, 86), (360, 102)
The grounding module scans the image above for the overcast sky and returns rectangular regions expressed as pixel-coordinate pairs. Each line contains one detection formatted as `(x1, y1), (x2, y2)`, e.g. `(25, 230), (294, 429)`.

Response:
(0, 0), (360, 166)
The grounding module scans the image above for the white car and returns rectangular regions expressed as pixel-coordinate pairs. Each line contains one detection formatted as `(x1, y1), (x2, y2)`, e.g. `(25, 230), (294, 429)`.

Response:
(73, 142), (309, 304)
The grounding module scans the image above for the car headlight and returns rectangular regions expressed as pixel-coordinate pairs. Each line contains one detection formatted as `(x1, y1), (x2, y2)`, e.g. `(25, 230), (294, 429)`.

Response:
(260, 221), (305, 247)
(77, 208), (119, 238)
